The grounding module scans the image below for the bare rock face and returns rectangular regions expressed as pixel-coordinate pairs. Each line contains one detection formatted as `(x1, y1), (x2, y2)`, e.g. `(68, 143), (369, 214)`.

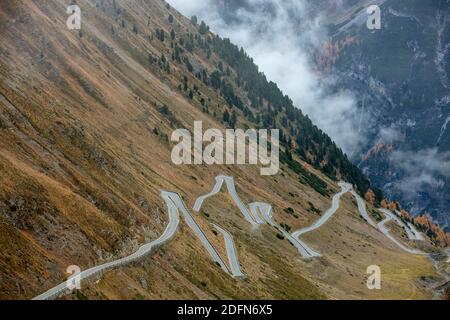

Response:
(0, 0), (446, 300)
(139, 277), (148, 290)
(215, 0), (450, 230)
(322, 0), (450, 230)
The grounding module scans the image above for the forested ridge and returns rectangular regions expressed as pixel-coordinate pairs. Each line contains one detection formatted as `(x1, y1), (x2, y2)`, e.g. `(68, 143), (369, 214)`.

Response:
(186, 17), (372, 194)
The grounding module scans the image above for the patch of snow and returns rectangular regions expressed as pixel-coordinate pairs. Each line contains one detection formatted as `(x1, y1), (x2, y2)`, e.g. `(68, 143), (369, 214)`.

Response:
(388, 8), (422, 25)
(435, 95), (450, 107)
(437, 114), (450, 145)
(435, 10), (450, 90)
(406, 119), (416, 127)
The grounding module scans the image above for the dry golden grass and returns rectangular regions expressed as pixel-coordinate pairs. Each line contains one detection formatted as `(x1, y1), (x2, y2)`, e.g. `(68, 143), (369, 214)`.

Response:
(0, 0), (442, 300)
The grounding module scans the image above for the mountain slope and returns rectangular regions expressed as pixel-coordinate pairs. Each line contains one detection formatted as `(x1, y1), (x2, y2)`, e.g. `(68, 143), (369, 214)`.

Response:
(202, 0), (450, 234)
(315, 0), (450, 230)
(0, 0), (446, 300)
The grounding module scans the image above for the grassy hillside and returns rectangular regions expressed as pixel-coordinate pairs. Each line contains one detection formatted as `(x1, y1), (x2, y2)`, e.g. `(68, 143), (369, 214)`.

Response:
(0, 0), (444, 299)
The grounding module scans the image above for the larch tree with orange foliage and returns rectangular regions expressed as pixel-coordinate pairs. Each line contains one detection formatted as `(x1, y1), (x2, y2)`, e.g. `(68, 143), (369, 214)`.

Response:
(413, 214), (450, 247)
(400, 210), (411, 221)
(381, 199), (398, 211)
(364, 189), (375, 205)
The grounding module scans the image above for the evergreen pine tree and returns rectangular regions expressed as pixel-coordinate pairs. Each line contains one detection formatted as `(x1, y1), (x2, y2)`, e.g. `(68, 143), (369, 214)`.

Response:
(223, 109), (230, 123)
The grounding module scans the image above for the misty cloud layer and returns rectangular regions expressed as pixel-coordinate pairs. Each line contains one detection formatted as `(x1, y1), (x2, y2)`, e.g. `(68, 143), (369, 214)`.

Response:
(391, 148), (450, 201)
(166, 0), (450, 226)
(167, 0), (366, 156)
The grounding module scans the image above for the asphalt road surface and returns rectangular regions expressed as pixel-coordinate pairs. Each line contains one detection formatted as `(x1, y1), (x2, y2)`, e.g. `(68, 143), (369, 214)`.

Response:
(33, 191), (181, 300)
(212, 223), (245, 278)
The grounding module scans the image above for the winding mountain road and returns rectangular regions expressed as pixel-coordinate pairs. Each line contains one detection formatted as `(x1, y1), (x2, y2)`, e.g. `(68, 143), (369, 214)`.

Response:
(33, 191), (181, 300)
(392, 210), (425, 241)
(290, 181), (426, 258)
(34, 174), (435, 300)
(349, 190), (424, 244)
(251, 202), (321, 258)
(290, 182), (352, 257)
(212, 224), (245, 278)
(193, 175), (258, 227)
(350, 190), (377, 228)
(164, 192), (230, 273)
(379, 209), (422, 241)
(292, 182), (352, 237)
(407, 222), (425, 241)
(377, 210), (426, 255)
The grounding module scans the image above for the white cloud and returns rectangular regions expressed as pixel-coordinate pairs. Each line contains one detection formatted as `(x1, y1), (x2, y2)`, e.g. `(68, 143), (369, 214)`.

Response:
(378, 126), (404, 143)
(167, 0), (368, 156)
(391, 148), (450, 199)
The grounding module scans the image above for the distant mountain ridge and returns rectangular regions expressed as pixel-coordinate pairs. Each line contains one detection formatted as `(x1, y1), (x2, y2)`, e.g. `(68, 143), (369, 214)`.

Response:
(210, 0), (450, 231)
(0, 0), (448, 300)
(321, 0), (450, 231)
